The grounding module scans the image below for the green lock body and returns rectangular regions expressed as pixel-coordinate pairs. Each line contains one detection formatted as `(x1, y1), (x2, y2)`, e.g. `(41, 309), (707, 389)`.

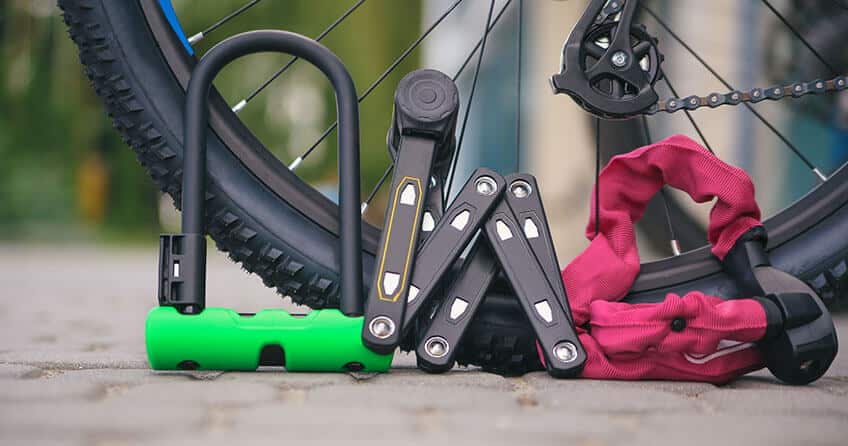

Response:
(145, 307), (393, 372)
(147, 32), (385, 373)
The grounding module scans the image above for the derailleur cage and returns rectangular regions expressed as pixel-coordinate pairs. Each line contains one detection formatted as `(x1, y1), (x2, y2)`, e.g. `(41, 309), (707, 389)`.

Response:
(551, 0), (663, 119)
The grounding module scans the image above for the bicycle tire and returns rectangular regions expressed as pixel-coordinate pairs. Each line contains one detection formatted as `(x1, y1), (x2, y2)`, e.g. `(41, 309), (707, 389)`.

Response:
(59, 0), (848, 375)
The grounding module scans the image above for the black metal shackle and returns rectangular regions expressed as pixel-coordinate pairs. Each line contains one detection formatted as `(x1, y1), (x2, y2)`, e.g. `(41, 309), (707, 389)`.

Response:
(182, 30), (363, 316)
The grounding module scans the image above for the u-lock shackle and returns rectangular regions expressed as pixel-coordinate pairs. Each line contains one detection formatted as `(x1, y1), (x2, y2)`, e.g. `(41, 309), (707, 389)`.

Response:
(180, 30), (363, 316)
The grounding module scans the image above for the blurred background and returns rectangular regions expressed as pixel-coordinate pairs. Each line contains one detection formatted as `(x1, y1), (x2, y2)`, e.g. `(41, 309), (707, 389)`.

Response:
(2, 0), (847, 261)
(1, 4), (847, 443)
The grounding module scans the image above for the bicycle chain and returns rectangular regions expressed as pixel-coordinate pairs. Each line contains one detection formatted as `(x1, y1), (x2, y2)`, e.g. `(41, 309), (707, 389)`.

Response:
(587, 0), (847, 117)
(645, 75), (847, 115)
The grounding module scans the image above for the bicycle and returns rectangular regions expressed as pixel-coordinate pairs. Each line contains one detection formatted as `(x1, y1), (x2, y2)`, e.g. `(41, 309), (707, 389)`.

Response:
(58, 0), (848, 375)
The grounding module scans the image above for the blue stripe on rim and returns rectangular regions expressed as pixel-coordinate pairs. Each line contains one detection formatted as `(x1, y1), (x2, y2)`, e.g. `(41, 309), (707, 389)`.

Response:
(157, 0), (194, 55)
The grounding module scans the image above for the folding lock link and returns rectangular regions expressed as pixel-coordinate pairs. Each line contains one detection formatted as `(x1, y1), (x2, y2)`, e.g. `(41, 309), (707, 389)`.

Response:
(147, 30), (391, 372)
(415, 241), (499, 373)
(419, 177), (446, 244)
(501, 174), (574, 324)
(480, 178), (586, 377)
(400, 169), (505, 332)
(362, 69), (460, 353)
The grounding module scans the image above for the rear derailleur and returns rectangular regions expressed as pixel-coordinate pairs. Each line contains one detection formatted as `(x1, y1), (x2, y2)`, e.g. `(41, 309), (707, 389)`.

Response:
(551, 0), (663, 119)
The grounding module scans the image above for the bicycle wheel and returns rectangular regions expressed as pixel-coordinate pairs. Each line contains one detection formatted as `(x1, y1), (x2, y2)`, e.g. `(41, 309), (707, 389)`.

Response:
(59, 0), (848, 375)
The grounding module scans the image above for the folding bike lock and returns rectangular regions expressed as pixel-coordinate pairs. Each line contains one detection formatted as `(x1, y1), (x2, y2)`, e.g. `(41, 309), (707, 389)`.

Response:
(147, 30), (392, 372)
(363, 69), (586, 375)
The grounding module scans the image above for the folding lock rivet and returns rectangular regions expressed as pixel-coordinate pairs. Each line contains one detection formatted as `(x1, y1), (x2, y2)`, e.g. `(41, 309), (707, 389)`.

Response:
(800, 360), (814, 371)
(475, 176), (498, 195)
(509, 180), (532, 199)
(424, 336), (450, 358)
(369, 316), (396, 339)
(553, 341), (579, 363)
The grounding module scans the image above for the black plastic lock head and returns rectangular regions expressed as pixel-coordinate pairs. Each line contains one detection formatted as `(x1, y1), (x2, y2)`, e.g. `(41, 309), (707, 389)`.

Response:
(158, 234), (206, 314)
(722, 226), (770, 297)
(766, 293), (823, 330)
(748, 271), (838, 385)
(761, 303), (838, 385)
(724, 226), (838, 384)
(388, 69), (459, 169)
(759, 291), (837, 385)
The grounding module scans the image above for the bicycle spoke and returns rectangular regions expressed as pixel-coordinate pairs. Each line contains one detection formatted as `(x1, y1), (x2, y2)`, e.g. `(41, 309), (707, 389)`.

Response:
(594, 117), (601, 237)
(452, 0), (515, 82)
(364, 0), (510, 220)
(360, 163), (394, 214)
(446, 0), (497, 194)
(760, 0), (838, 76)
(188, 0), (264, 45)
(232, 0), (367, 113)
(291, 0), (466, 170)
(661, 77), (715, 154)
(298, 0), (515, 211)
(515, 0), (523, 173)
(659, 188), (681, 255)
(293, 0), (513, 172)
(642, 5), (827, 183)
(641, 116), (681, 255)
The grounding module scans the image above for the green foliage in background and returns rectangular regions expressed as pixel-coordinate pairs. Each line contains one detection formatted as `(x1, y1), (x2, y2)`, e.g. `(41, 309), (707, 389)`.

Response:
(0, 0), (421, 240)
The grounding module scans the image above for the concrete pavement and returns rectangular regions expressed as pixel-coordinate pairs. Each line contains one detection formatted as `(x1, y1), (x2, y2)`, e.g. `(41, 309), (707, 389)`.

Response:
(1, 245), (846, 445)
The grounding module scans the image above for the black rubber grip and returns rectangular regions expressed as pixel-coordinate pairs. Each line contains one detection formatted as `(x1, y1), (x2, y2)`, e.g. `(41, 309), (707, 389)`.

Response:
(388, 69), (459, 168)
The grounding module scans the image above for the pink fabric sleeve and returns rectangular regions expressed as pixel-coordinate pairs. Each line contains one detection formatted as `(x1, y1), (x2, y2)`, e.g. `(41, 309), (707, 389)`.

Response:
(578, 330), (764, 384)
(540, 295), (767, 384)
(550, 134), (768, 383)
(587, 292), (766, 359)
(562, 134), (762, 327)
(583, 292), (767, 384)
